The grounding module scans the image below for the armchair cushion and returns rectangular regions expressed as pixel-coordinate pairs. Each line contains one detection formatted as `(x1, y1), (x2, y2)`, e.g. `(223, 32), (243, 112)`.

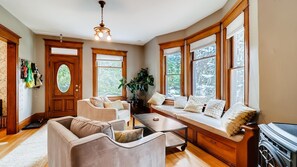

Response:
(104, 100), (124, 110)
(115, 128), (143, 143)
(70, 117), (114, 139)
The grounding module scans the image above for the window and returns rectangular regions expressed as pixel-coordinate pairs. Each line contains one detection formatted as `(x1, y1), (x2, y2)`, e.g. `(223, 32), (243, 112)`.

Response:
(92, 48), (127, 100)
(165, 49), (181, 98)
(223, 8), (249, 108)
(159, 40), (185, 99)
(230, 28), (245, 105)
(186, 30), (221, 100)
(192, 43), (216, 100)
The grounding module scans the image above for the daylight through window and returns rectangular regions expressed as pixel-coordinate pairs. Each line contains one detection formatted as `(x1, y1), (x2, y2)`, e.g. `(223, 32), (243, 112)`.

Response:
(96, 55), (123, 96)
(192, 44), (216, 100)
(165, 49), (181, 98)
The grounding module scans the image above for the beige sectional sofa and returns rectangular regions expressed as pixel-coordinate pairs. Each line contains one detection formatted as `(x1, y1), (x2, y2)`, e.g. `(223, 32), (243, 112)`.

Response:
(150, 104), (259, 167)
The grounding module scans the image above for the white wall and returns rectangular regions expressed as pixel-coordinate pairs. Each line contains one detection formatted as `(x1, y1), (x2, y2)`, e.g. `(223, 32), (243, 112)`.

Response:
(0, 5), (36, 122)
(258, 0), (297, 124)
(33, 35), (144, 113)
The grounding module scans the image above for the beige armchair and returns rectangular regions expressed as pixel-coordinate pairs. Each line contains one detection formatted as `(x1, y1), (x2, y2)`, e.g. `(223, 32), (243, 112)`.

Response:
(48, 116), (166, 167)
(77, 99), (131, 123)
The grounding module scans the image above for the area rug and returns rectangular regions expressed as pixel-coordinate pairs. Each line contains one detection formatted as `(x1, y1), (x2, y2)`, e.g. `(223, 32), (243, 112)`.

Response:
(0, 125), (47, 167)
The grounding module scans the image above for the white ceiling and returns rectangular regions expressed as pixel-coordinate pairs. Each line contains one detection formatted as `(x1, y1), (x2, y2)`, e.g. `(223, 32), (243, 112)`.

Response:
(0, 0), (227, 45)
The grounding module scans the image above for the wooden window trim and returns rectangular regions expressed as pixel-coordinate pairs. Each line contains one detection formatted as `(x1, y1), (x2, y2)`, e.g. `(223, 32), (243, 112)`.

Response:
(222, 0), (249, 109)
(185, 24), (221, 99)
(159, 39), (185, 102)
(92, 48), (127, 101)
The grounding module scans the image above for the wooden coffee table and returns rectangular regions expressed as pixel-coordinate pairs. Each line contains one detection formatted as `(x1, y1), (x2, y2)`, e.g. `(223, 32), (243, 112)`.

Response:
(133, 113), (188, 151)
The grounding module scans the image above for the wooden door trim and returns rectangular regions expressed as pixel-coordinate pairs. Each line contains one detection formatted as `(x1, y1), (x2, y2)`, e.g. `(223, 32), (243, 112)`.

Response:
(0, 24), (21, 134)
(44, 39), (83, 118)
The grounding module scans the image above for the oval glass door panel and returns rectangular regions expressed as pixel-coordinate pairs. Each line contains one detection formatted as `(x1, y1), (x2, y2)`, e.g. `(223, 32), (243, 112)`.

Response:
(57, 64), (71, 93)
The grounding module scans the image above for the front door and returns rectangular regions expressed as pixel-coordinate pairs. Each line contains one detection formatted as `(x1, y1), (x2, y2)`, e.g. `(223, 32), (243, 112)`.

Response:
(45, 40), (83, 118)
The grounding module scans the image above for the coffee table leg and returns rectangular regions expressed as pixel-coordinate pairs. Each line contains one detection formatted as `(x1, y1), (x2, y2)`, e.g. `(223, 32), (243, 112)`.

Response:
(132, 117), (135, 129)
(181, 128), (188, 151)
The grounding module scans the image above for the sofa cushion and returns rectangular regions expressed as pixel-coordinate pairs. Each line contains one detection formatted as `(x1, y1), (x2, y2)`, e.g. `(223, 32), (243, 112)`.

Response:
(70, 117), (114, 139)
(152, 105), (189, 118)
(148, 92), (166, 105)
(221, 102), (256, 136)
(104, 100), (124, 110)
(114, 128), (143, 143)
(174, 96), (187, 109)
(176, 113), (244, 142)
(204, 99), (226, 119)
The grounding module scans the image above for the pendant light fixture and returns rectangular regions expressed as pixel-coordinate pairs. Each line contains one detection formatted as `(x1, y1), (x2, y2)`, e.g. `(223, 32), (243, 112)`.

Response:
(94, 0), (111, 41)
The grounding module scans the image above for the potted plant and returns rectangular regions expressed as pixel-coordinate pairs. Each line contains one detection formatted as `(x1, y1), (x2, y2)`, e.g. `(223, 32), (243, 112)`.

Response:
(118, 68), (154, 112)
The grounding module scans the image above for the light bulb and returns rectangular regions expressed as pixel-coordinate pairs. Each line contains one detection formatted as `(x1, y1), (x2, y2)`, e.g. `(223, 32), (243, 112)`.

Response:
(94, 34), (100, 41)
(98, 32), (104, 38)
(107, 35), (111, 41)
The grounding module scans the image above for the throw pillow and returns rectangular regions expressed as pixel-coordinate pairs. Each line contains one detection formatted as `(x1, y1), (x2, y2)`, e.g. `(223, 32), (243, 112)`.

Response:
(114, 128), (143, 143)
(147, 92), (166, 105)
(188, 95), (208, 105)
(104, 100), (124, 110)
(204, 99), (226, 119)
(174, 96), (187, 108)
(89, 97), (104, 108)
(221, 102), (256, 136)
(183, 100), (203, 113)
(89, 96), (111, 107)
(70, 117), (114, 139)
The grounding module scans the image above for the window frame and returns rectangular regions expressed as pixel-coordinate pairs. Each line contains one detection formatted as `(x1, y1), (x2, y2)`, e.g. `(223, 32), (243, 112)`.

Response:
(222, 0), (249, 109)
(159, 39), (185, 102)
(92, 48), (127, 101)
(192, 44), (217, 99)
(185, 24), (221, 99)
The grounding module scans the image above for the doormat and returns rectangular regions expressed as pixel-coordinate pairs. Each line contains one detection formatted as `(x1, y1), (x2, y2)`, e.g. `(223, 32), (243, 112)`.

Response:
(22, 120), (46, 130)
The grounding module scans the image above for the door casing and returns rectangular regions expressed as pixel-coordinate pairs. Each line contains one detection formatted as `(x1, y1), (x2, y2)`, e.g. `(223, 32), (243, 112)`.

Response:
(44, 39), (83, 118)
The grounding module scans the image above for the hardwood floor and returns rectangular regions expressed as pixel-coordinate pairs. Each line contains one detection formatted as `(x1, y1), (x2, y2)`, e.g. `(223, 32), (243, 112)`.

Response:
(0, 120), (227, 167)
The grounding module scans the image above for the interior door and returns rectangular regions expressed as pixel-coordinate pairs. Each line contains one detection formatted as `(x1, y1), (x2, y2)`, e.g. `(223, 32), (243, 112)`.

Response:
(45, 40), (83, 118)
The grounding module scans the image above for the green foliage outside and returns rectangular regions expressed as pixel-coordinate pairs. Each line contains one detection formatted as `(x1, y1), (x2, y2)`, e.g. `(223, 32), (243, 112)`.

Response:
(166, 52), (181, 97)
(57, 64), (71, 93)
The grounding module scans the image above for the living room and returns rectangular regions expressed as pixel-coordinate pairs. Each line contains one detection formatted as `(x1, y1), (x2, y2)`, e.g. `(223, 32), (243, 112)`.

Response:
(0, 0), (297, 166)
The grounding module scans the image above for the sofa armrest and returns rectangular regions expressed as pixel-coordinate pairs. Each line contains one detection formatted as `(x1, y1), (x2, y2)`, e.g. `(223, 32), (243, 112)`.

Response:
(122, 101), (130, 110)
(70, 132), (166, 167)
(108, 119), (126, 131)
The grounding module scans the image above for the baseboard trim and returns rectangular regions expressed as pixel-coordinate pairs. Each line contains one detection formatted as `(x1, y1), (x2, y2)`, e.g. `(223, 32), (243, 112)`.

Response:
(19, 112), (45, 130)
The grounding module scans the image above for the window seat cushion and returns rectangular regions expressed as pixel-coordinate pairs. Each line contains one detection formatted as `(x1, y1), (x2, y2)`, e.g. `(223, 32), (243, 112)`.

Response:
(152, 105), (244, 142)
(151, 105), (189, 118)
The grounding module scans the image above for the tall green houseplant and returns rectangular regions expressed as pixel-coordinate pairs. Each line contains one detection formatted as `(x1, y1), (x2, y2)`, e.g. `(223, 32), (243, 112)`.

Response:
(118, 68), (154, 104)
